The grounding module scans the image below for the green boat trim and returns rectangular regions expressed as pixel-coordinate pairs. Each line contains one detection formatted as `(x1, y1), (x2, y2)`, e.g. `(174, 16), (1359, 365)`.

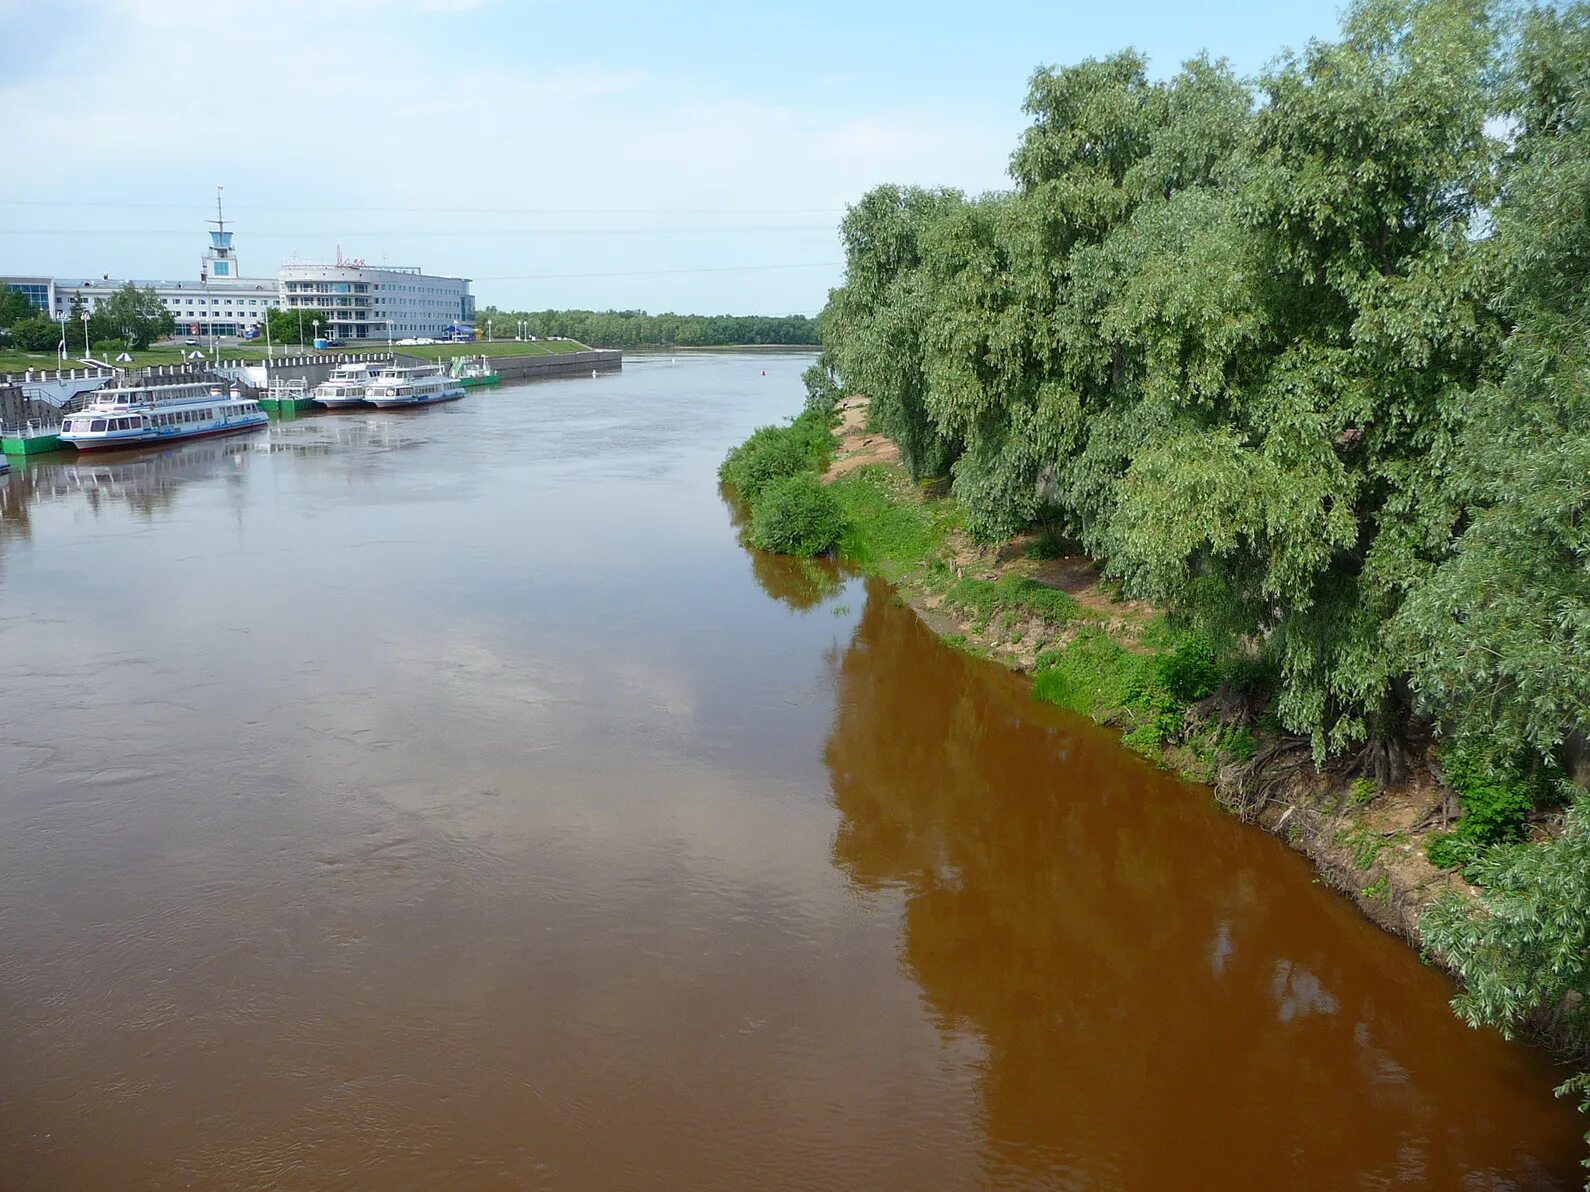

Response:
(458, 373), (500, 388)
(2, 432), (65, 456)
(259, 396), (318, 412)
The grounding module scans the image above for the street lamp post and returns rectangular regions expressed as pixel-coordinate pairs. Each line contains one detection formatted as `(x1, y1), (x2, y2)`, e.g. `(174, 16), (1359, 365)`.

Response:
(296, 307), (304, 349)
(487, 319), (493, 343)
(312, 319), (319, 351)
(58, 314), (67, 370)
(81, 310), (91, 361)
(265, 310), (273, 360)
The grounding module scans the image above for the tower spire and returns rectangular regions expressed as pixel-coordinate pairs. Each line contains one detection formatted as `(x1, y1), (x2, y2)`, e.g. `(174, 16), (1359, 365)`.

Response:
(203, 186), (237, 278)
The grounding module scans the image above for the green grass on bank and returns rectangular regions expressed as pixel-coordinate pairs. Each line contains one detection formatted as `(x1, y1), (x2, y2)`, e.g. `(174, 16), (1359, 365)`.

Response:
(829, 466), (958, 577)
(0, 346), (257, 373)
(728, 420), (1242, 764)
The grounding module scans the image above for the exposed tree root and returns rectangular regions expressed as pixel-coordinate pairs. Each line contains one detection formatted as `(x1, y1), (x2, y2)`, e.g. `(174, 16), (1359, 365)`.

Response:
(1215, 735), (1315, 821)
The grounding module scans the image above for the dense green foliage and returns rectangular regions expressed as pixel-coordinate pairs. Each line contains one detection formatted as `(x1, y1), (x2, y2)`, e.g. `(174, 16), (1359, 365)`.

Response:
(0, 288), (33, 329)
(8, 316), (63, 352)
(1392, 3), (1590, 764)
(749, 473), (845, 557)
(265, 306), (331, 347)
(812, 0), (1590, 1160)
(96, 284), (175, 350)
(1422, 795), (1590, 1163)
(720, 371), (842, 559)
(820, 3), (1522, 774)
(718, 408), (832, 502)
(1, 284), (175, 355)
(476, 307), (817, 349)
(1425, 748), (1549, 868)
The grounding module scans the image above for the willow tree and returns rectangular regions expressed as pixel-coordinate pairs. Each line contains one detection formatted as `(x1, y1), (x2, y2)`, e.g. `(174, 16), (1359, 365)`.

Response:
(1056, 56), (1259, 563)
(1396, 1), (1590, 764)
(948, 52), (1168, 541)
(1109, 0), (1503, 774)
(824, 185), (965, 479)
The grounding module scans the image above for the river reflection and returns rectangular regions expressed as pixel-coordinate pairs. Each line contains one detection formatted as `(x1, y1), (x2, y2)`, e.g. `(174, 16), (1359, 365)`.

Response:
(0, 436), (258, 542)
(821, 574), (1583, 1188)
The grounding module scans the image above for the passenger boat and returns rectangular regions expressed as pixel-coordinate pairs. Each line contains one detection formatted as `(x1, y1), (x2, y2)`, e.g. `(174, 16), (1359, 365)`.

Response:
(364, 364), (466, 408)
(261, 379), (314, 413)
(312, 361), (387, 408)
(59, 380), (267, 452)
(448, 355), (500, 388)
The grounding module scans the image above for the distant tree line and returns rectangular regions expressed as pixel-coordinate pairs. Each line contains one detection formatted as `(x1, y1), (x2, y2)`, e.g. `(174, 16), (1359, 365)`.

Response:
(474, 307), (818, 349)
(817, 0), (1590, 1152)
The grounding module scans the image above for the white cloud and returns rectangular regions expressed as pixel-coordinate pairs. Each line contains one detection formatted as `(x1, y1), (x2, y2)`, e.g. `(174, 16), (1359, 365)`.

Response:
(0, 0), (1015, 311)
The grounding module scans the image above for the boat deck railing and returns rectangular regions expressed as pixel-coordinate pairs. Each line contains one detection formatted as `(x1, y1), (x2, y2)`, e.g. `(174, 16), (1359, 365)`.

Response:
(0, 417), (65, 439)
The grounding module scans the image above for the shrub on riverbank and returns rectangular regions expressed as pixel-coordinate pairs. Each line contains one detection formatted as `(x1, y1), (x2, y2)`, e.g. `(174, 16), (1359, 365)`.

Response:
(1425, 749), (1557, 870)
(1422, 794), (1590, 1124)
(719, 413), (827, 503)
(749, 473), (845, 557)
(721, 392), (842, 557)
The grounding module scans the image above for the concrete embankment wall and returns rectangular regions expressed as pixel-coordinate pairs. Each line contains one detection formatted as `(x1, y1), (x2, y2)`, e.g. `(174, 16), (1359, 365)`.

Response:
(486, 349), (621, 381)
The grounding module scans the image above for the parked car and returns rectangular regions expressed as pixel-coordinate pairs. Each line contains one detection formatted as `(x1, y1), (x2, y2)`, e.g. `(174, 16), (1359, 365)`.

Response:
(184, 337), (198, 345)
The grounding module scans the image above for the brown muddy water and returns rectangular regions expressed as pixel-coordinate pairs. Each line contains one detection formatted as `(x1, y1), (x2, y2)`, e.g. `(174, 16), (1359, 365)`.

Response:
(0, 353), (1581, 1189)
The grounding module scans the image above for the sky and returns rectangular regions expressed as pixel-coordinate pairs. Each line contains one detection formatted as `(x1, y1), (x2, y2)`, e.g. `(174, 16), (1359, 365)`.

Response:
(0, 0), (1348, 316)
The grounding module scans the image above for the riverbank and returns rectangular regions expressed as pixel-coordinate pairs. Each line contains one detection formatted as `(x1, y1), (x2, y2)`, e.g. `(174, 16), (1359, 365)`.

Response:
(0, 337), (594, 379)
(816, 394), (1513, 951)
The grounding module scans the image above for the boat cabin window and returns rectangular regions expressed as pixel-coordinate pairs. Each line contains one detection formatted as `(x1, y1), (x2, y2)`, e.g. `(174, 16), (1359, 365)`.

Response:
(90, 420), (106, 431)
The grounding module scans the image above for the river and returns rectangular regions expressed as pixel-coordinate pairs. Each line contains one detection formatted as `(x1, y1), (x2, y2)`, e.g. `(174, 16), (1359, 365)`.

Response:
(0, 352), (1581, 1189)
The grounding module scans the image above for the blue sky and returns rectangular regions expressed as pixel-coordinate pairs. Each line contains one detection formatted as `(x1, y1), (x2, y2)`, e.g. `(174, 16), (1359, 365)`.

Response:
(0, 0), (1347, 315)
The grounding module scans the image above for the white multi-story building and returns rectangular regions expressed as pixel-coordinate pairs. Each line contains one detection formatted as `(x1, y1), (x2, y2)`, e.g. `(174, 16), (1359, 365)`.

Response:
(3, 197), (474, 343)
(279, 253), (475, 341)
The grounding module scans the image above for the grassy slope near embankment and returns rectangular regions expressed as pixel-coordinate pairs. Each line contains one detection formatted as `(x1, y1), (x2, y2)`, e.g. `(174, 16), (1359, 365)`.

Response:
(821, 394), (1473, 948)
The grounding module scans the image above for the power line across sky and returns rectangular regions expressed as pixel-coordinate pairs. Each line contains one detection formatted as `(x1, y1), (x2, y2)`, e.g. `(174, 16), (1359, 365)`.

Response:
(0, 226), (838, 238)
(0, 199), (847, 217)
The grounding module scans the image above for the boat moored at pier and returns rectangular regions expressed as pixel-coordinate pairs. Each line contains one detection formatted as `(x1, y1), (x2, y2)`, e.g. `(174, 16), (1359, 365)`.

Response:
(448, 355), (500, 387)
(312, 361), (388, 408)
(364, 364), (466, 408)
(59, 380), (267, 451)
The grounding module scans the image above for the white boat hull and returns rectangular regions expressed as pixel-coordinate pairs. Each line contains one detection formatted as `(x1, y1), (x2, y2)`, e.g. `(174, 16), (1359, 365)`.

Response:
(62, 414), (267, 451)
(367, 386), (466, 409)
